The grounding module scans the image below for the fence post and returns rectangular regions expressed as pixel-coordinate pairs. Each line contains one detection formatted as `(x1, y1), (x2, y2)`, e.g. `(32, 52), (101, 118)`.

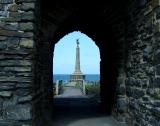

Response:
(55, 80), (59, 95)
(82, 80), (86, 95)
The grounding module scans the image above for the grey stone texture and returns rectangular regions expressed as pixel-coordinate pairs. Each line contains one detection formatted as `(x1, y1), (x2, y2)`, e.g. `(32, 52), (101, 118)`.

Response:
(20, 38), (34, 48)
(0, 0), (159, 126)
(0, 91), (12, 98)
(20, 3), (35, 11)
(0, 1), (34, 125)
(21, 11), (34, 20)
(7, 4), (19, 12)
(3, 105), (31, 120)
(0, 0), (13, 4)
(19, 22), (34, 31)
(120, 1), (160, 126)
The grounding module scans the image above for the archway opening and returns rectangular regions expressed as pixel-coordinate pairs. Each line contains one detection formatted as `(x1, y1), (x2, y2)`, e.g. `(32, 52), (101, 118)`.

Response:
(52, 31), (102, 120)
(34, 1), (127, 125)
(51, 31), (114, 126)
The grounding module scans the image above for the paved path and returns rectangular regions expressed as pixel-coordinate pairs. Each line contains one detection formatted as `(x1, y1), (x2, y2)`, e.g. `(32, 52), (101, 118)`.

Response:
(52, 86), (125, 126)
(56, 86), (83, 97)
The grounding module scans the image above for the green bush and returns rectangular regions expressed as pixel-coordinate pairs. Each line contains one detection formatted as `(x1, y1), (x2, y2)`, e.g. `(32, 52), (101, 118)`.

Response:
(75, 83), (82, 89)
(85, 84), (100, 98)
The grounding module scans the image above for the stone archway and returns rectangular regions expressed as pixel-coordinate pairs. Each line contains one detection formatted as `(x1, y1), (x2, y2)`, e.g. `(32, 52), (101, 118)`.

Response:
(33, 2), (128, 125)
(0, 0), (159, 126)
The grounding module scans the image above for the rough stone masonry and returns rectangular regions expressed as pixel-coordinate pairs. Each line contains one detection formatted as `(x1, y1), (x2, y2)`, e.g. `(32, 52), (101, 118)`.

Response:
(0, 0), (160, 126)
(0, 0), (35, 125)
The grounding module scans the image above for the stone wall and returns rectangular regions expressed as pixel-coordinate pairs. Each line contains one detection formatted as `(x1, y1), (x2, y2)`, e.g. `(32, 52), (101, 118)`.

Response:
(114, 0), (160, 125)
(0, 0), (159, 126)
(0, 0), (36, 125)
(126, 0), (160, 125)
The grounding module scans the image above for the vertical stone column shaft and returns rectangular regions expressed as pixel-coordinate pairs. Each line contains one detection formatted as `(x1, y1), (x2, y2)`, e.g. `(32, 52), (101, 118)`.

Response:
(75, 40), (81, 73)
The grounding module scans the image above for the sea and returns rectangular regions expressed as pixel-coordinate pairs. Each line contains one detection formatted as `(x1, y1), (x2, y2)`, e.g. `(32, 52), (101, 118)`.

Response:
(53, 74), (100, 83)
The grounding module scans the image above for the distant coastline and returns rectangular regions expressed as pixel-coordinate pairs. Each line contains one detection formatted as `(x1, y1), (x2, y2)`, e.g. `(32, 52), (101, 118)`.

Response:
(53, 74), (100, 82)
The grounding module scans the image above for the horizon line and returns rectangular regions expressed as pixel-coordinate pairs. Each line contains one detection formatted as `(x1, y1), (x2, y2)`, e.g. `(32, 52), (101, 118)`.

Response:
(53, 73), (100, 75)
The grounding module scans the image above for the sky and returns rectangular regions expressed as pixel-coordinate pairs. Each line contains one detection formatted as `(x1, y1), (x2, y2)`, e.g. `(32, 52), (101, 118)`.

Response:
(53, 31), (100, 74)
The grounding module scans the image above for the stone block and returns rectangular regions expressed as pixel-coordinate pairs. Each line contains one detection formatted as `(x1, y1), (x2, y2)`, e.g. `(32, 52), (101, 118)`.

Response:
(146, 67), (154, 75)
(0, 0), (13, 4)
(0, 83), (16, 91)
(133, 88), (145, 98)
(5, 23), (18, 31)
(4, 104), (32, 120)
(156, 64), (160, 75)
(0, 11), (7, 17)
(15, 0), (36, 4)
(21, 32), (34, 38)
(3, 97), (17, 107)
(151, 107), (160, 117)
(0, 49), (31, 55)
(3, 67), (31, 72)
(0, 60), (32, 66)
(126, 77), (135, 86)
(20, 3), (35, 11)
(3, 55), (20, 60)
(6, 37), (19, 48)
(20, 38), (34, 48)
(143, 45), (153, 61)
(8, 12), (21, 18)
(21, 11), (34, 21)
(117, 98), (127, 112)
(22, 125), (31, 126)
(154, 22), (160, 33)
(0, 17), (21, 22)
(153, 77), (160, 88)
(16, 89), (30, 96)
(0, 4), (4, 11)
(0, 29), (22, 37)
(0, 121), (19, 126)
(135, 79), (148, 88)
(151, 100), (160, 107)
(0, 91), (12, 98)
(142, 95), (150, 101)
(118, 86), (126, 95)
(134, 79), (142, 87)
(19, 22), (34, 31)
(0, 77), (31, 83)
(149, 116), (160, 126)
(117, 77), (125, 85)
(147, 88), (155, 96)
(130, 100), (140, 110)
(155, 7), (160, 19)
(8, 4), (19, 12)
(16, 72), (32, 77)
(0, 42), (7, 50)
(0, 36), (7, 41)
(16, 83), (31, 88)
(0, 55), (5, 60)
(154, 49), (160, 63)
(18, 0), (36, 2)
(126, 86), (133, 97)
(0, 23), (5, 29)
(18, 95), (32, 103)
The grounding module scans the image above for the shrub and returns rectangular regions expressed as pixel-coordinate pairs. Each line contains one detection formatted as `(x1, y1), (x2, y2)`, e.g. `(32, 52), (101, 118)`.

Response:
(85, 84), (100, 98)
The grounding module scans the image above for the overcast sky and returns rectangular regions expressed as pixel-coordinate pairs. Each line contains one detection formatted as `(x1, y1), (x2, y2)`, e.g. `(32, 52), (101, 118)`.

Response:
(53, 31), (100, 74)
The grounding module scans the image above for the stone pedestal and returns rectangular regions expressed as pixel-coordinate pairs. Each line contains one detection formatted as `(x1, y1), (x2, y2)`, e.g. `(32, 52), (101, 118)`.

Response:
(70, 39), (86, 86)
